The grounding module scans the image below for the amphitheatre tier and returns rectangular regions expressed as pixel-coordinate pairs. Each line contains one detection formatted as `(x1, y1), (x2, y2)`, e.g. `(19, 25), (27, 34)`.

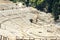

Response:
(0, 0), (12, 4)
(0, 6), (60, 40)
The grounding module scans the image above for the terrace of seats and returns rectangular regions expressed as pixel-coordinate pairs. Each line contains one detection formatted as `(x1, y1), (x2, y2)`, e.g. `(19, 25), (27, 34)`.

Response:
(0, 3), (60, 40)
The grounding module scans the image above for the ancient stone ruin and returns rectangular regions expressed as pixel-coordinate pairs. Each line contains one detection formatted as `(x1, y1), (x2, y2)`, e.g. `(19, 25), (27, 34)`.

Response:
(0, 2), (60, 40)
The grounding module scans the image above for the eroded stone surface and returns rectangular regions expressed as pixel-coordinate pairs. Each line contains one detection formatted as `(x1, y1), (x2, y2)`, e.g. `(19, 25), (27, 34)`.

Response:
(0, 3), (60, 40)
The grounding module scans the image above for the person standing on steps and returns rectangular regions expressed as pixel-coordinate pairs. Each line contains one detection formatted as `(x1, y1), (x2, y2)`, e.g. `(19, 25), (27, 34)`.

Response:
(30, 12), (39, 24)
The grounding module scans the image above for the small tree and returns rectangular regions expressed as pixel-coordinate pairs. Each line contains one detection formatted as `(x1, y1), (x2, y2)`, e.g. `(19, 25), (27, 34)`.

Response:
(52, 0), (60, 21)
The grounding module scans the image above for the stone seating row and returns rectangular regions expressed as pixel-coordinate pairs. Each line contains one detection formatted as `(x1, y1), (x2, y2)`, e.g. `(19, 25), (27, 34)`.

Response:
(0, 3), (25, 11)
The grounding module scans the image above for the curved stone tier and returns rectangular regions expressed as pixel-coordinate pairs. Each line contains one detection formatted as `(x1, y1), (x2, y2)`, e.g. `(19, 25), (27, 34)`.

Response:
(0, 3), (25, 11)
(0, 7), (60, 40)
